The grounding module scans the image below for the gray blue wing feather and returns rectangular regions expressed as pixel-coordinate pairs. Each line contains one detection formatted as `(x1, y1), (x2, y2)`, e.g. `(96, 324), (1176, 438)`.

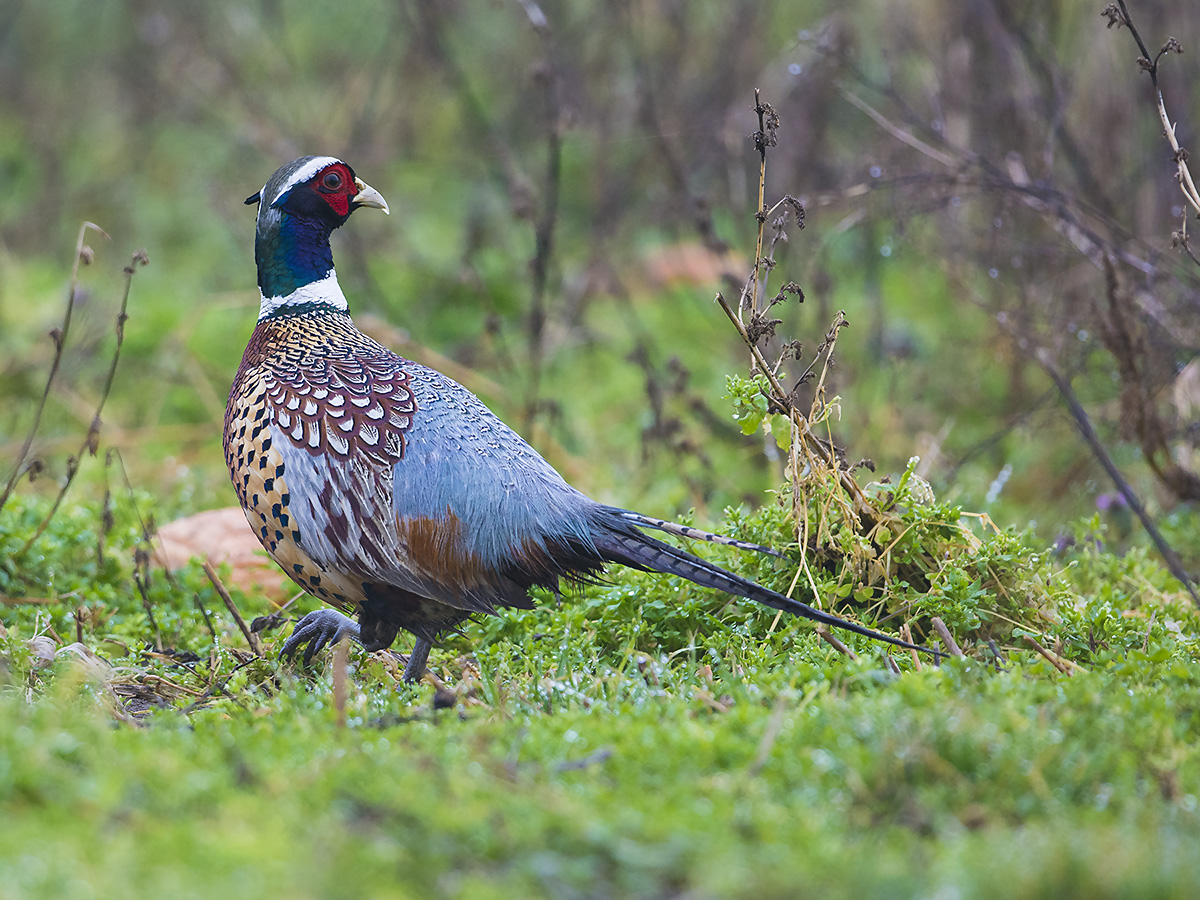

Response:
(396, 364), (606, 567)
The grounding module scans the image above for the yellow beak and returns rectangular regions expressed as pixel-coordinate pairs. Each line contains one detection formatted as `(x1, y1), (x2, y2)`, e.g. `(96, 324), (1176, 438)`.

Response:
(352, 178), (390, 215)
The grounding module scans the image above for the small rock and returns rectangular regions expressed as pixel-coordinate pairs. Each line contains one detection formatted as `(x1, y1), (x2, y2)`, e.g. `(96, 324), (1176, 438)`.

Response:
(57, 642), (113, 682)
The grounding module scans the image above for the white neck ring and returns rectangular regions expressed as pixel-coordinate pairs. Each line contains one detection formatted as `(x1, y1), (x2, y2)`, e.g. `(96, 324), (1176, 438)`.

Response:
(258, 270), (349, 319)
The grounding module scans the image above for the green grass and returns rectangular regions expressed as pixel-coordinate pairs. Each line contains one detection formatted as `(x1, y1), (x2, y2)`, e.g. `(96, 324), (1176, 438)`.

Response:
(2, 484), (1199, 899)
(3, 661), (1200, 900)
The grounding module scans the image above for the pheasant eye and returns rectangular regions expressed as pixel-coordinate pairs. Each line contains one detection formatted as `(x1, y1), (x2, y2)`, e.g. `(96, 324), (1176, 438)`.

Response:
(321, 171), (342, 190)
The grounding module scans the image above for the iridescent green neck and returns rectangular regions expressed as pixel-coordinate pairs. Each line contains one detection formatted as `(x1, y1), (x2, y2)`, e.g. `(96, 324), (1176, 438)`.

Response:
(255, 207), (336, 300)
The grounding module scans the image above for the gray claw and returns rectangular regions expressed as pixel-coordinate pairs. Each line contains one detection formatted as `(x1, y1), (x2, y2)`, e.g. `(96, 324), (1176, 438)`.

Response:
(280, 609), (361, 665)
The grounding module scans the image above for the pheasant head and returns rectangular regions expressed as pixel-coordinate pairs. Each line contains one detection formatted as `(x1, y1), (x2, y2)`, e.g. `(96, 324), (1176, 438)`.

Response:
(244, 156), (389, 319)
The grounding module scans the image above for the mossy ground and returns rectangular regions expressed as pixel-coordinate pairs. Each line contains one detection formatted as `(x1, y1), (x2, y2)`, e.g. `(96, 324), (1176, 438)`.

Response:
(2, 487), (1199, 900)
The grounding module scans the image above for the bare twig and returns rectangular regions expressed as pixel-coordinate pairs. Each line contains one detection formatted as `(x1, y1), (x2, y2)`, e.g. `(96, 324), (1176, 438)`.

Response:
(747, 89), (775, 317)
(793, 311), (849, 390)
(96, 453), (115, 569)
(930, 617), (964, 658)
(716, 293), (792, 402)
(838, 85), (960, 169)
(815, 627), (860, 660)
(18, 250), (147, 555)
(0, 596), (59, 606)
(1095, 256), (1200, 502)
(900, 623), (922, 671)
(202, 560), (263, 656)
(1105, 3), (1200, 264)
(191, 592), (217, 639)
(1022, 634), (1073, 675)
(0, 222), (108, 513)
(1106, 3), (1200, 213)
(1034, 348), (1199, 608)
(132, 569), (163, 653)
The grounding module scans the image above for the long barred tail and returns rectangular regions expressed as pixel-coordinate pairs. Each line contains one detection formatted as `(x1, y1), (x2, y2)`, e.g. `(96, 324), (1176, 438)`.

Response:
(606, 507), (787, 559)
(594, 525), (934, 657)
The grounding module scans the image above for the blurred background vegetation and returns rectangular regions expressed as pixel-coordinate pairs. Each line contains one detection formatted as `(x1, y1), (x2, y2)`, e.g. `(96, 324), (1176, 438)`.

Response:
(1, 0), (1197, 550)
(4, 5), (1200, 896)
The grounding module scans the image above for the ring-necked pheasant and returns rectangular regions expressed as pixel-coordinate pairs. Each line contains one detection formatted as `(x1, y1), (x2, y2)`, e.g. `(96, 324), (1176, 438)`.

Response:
(226, 156), (930, 683)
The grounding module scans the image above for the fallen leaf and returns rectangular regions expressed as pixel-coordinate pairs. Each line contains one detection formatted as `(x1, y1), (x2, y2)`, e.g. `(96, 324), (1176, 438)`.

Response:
(154, 507), (290, 603)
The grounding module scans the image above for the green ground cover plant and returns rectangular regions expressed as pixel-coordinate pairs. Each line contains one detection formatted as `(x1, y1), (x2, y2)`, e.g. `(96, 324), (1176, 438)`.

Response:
(1, 473), (1198, 898)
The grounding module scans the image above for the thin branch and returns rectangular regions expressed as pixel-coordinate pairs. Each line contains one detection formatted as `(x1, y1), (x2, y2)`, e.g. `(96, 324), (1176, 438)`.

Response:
(1022, 634), (1073, 674)
(1106, 2), (1200, 261)
(521, 2), (563, 430)
(191, 592), (217, 639)
(835, 73), (1182, 284)
(838, 85), (960, 169)
(133, 569), (163, 653)
(900, 623), (923, 671)
(1034, 348), (1199, 609)
(715, 292), (792, 402)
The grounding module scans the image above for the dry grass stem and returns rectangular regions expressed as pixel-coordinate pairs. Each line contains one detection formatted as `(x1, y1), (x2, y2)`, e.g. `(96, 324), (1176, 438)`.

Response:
(0, 222), (108, 513)
(18, 248), (147, 555)
(1022, 634), (1071, 675)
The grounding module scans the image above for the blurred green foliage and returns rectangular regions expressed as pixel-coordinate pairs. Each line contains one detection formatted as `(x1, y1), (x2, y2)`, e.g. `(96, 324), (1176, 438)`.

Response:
(2, 0), (1196, 527)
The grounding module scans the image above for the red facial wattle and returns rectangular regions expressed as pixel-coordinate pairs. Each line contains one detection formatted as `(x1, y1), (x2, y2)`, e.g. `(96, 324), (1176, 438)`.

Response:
(311, 163), (356, 218)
